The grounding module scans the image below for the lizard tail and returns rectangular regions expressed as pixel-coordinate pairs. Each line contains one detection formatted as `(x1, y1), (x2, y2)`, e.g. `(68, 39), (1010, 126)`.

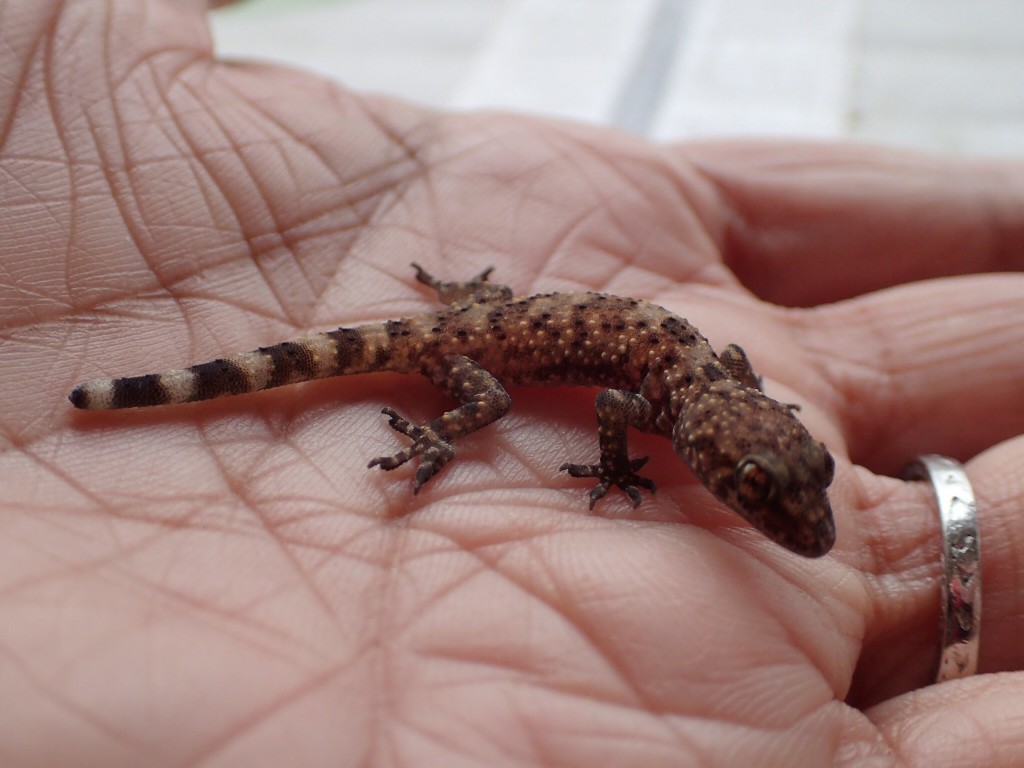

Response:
(69, 322), (414, 410)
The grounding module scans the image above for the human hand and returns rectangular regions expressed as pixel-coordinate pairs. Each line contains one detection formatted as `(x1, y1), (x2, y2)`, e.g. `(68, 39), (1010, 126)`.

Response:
(4, 2), (1024, 766)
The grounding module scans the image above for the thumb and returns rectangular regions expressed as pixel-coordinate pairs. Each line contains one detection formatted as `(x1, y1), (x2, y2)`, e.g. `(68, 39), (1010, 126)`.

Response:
(864, 675), (1024, 767)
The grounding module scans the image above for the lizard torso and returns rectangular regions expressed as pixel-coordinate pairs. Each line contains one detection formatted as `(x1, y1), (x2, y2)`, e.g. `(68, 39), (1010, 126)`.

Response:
(70, 265), (836, 557)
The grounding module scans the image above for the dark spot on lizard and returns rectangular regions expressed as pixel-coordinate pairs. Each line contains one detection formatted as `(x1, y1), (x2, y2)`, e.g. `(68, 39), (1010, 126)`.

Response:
(111, 373), (167, 408)
(191, 359), (251, 400)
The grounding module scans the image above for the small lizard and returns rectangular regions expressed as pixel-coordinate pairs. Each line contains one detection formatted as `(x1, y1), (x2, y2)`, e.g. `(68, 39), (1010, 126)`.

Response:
(69, 264), (836, 557)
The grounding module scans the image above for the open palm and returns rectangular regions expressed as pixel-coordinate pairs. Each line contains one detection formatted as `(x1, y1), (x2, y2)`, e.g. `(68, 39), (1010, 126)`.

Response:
(4, 3), (1024, 767)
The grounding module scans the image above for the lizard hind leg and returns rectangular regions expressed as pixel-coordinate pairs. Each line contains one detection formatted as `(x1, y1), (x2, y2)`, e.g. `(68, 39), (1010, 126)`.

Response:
(560, 389), (657, 509)
(368, 354), (511, 494)
(410, 262), (513, 305)
(367, 407), (457, 493)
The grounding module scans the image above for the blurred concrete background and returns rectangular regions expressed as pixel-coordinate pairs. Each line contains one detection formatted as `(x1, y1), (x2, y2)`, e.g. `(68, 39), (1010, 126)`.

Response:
(211, 0), (1024, 156)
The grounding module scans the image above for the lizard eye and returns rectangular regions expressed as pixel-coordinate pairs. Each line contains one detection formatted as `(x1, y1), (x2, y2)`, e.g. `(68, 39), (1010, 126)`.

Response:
(736, 456), (782, 504)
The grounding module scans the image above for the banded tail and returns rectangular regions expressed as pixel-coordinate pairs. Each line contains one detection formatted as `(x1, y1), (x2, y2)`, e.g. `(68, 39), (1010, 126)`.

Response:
(69, 323), (413, 410)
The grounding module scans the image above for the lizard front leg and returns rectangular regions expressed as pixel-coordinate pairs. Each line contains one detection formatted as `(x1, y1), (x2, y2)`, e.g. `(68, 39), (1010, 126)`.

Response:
(368, 355), (511, 493)
(719, 343), (762, 391)
(560, 389), (657, 509)
(720, 343), (800, 411)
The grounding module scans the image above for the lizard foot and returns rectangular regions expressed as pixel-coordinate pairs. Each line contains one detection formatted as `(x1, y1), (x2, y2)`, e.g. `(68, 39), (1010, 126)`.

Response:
(368, 407), (455, 493)
(559, 456), (656, 510)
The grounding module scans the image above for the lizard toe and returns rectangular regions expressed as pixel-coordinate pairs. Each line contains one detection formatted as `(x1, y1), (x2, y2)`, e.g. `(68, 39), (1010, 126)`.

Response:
(560, 461), (601, 478)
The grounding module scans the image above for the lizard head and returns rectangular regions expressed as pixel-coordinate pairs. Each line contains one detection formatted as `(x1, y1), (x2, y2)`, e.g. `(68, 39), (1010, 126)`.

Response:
(674, 383), (836, 557)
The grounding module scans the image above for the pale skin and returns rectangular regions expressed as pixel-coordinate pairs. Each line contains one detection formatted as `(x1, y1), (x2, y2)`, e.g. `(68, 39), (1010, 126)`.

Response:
(4, 2), (1024, 766)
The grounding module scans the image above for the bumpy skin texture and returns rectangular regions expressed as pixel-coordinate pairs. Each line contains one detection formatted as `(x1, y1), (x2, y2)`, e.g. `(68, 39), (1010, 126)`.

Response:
(70, 265), (835, 557)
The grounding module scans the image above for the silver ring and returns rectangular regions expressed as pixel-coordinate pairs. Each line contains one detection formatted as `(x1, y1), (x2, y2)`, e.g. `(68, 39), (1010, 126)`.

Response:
(905, 455), (982, 683)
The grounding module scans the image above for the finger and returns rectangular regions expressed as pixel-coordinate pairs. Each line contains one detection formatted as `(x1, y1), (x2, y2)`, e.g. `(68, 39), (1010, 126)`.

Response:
(681, 141), (1024, 307)
(799, 273), (1024, 473)
(843, 436), (1024, 707)
(865, 674), (1024, 768)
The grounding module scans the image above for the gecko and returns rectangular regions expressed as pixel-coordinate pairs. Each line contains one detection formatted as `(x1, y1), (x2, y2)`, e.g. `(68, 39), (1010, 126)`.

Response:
(69, 264), (836, 557)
